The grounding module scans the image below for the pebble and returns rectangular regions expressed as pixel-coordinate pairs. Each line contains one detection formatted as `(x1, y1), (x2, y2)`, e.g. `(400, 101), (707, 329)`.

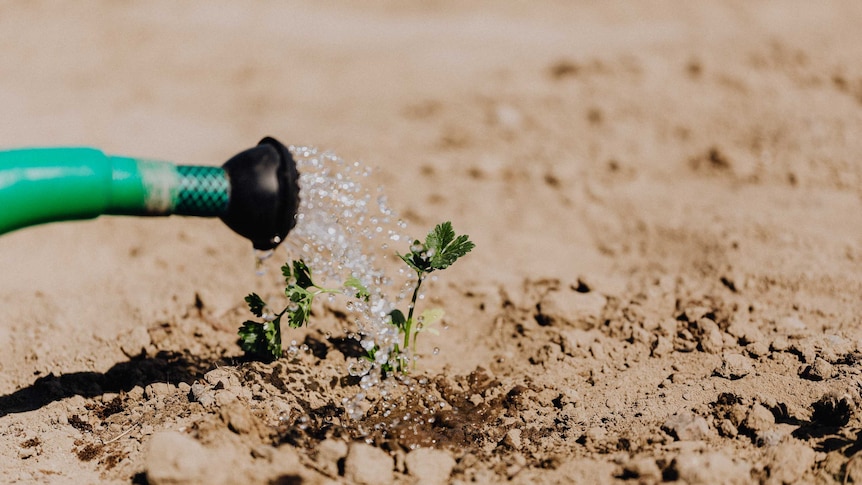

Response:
(746, 341), (769, 358)
(344, 442), (393, 485)
(765, 441), (814, 484)
(714, 354), (754, 380)
(190, 382), (215, 408)
(504, 428), (523, 449)
(717, 419), (738, 438)
(316, 439), (348, 477)
(621, 456), (662, 482)
(651, 336), (674, 357)
(145, 431), (213, 485)
(671, 451), (750, 484)
(742, 404), (775, 435)
(144, 382), (173, 400)
(405, 448), (456, 485)
(663, 411), (711, 441)
(800, 357), (834, 381)
(771, 336), (790, 352)
(695, 319), (724, 354)
(219, 401), (256, 436)
(204, 368), (241, 389)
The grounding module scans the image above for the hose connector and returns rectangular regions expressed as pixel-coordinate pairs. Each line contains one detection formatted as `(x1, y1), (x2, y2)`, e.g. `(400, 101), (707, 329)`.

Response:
(220, 137), (300, 250)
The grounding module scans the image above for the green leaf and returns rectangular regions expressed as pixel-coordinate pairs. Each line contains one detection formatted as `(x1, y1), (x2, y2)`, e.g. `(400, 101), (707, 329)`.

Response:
(399, 239), (431, 274)
(417, 308), (445, 335)
(280, 263), (292, 284)
(245, 293), (266, 317)
(427, 221), (455, 257)
(389, 309), (406, 329)
(292, 260), (314, 289)
(238, 319), (282, 360)
(345, 276), (370, 301)
(427, 222), (474, 270)
(286, 286), (313, 328)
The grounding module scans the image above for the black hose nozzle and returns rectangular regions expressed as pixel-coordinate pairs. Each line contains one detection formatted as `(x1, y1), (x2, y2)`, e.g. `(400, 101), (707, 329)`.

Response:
(220, 137), (300, 250)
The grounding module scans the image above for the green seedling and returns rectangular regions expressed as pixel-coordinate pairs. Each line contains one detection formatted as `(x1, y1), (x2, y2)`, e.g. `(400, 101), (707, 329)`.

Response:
(238, 221), (474, 372)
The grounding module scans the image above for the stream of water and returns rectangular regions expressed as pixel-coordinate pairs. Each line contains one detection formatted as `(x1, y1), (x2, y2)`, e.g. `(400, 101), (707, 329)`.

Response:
(267, 146), (419, 419)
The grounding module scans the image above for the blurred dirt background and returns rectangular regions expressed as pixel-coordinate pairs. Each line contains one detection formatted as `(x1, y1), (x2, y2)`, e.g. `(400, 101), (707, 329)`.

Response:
(2, 1), (862, 483)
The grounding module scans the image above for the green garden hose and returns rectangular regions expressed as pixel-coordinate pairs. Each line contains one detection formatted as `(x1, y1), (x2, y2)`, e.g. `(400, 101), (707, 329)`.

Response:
(0, 137), (300, 250)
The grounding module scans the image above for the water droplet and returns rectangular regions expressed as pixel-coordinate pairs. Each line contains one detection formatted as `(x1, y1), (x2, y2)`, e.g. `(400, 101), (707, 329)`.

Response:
(348, 359), (372, 377)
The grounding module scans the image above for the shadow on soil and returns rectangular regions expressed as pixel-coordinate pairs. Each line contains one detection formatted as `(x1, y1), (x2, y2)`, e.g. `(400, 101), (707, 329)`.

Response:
(0, 350), (220, 416)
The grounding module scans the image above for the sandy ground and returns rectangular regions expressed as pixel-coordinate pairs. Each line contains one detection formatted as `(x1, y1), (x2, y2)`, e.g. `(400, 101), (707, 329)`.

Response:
(2, 1), (862, 483)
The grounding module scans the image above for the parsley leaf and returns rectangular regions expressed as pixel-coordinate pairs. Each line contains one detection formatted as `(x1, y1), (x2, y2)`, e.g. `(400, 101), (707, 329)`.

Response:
(345, 276), (370, 301)
(245, 293), (266, 317)
(292, 260), (314, 289)
(286, 286), (313, 328)
(238, 319), (282, 361)
(399, 221), (474, 274)
(389, 309), (406, 330)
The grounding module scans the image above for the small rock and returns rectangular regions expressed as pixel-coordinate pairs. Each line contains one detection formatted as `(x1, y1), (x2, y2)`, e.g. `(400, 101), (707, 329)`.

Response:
(663, 411), (711, 441)
(746, 341), (769, 358)
(316, 439), (348, 477)
(219, 401), (257, 436)
(127, 385), (145, 401)
(800, 357), (834, 381)
(671, 451), (750, 485)
(714, 353), (754, 380)
(204, 367), (241, 389)
(651, 336), (674, 357)
(743, 404), (775, 435)
(726, 403), (749, 428)
(145, 431), (213, 485)
(504, 428), (522, 449)
(344, 442), (393, 485)
(765, 441), (814, 484)
(144, 382), (173, 400)
(695, 319), (724, 354)
(269, 445), (304, 479)
(756, 429), (786, 447)
(771, 336), (790, 352)
(621, 456), (661, 482)
(717, 419), (738, 438)
(405, 448), (456, 485)
(190, 382), (215, 408)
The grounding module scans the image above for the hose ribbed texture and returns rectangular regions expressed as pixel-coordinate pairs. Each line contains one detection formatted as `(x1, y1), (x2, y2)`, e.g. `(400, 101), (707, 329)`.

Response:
(175, 166), (229, 217)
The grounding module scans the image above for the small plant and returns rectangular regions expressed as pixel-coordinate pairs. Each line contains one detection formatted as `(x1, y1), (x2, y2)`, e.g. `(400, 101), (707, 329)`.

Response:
(238, 221), (474, 372)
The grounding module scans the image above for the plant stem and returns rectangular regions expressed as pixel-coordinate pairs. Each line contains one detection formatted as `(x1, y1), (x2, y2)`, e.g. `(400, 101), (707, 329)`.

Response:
(402, 271), (424, 349)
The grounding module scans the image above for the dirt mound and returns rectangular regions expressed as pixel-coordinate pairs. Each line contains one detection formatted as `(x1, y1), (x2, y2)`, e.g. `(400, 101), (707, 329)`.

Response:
(3, 1), (862, 483)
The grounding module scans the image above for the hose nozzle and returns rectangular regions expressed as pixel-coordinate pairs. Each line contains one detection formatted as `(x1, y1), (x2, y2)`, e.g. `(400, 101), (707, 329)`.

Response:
(0, 137), (301, 249)
(219, 137), (300, 250)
